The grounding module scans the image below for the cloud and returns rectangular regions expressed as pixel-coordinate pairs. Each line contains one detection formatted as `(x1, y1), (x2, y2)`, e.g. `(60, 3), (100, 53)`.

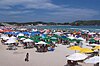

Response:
(49, 8), (99, 17)
(0, 0), (59, 9)
(0, 0), (99, 22)
(0, 10), (33, 15)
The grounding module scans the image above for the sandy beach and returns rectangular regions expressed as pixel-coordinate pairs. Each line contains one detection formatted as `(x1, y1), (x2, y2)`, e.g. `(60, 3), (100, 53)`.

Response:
(0, 41), (94, 66)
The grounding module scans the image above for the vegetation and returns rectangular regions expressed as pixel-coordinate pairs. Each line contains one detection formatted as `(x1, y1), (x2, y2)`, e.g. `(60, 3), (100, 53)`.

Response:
(0, 20), (100, 26)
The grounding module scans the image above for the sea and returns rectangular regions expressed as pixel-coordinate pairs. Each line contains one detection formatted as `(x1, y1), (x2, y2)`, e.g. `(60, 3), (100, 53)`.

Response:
(28, 25), (100, 32)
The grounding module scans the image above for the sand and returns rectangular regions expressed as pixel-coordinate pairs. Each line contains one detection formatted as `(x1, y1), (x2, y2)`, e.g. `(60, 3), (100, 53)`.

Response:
(0, 42), (94, 66)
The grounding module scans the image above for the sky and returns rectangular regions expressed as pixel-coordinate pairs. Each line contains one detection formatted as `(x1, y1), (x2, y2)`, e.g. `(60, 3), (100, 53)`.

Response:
(0, 0), (100, 22)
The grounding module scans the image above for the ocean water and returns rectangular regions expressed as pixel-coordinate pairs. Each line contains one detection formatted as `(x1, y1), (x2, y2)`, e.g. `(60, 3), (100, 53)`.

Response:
(30, 25), (100, 32)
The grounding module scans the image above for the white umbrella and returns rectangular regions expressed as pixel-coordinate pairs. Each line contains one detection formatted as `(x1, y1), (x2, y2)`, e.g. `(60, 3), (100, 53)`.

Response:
(89, 44), (100, 46)
(5, 39), (17, 44)
(51, 37), (57, 39)
(84, 56), (100, 64)
(23, 39), (33, 42)
(17, 33), (24, 37)
(35, 41), (47, 45)
(66, 53), (88, 61)
(68, 36), (75, 39)
(54, 32), (63, 35)
(77, 37), (84, 41)
(32, 29), (38, 32)
(88, 32), (96, 35)
(20, 38), (26, 40)
(2, 36), (10, 40)
(18, 28), (27, 31)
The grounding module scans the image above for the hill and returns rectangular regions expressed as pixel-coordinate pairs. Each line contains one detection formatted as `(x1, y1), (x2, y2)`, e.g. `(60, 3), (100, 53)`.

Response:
(0, 20), (100, 26)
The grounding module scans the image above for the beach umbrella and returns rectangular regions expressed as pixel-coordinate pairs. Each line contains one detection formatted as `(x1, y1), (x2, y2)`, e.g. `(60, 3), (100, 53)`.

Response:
(94, 38), (100, 41)
(18, 28), (27, 31)
(18, 36), (27, 39)
(93, 46), (100, 50)
(89, 38), (97, 43)
(34, 39), (40, 43)
(54, 32), (63, 36)
(35, 41), (47, 45)
(1, 35), (10, 40)
(80, 48), (94, 53)
(31, 31), (40, 36)
(77, 37), (84, 41)
(68, 36), (75, 40)
(51, 37), (57, 40)
(20, 38), (26, 40)
(69, 46), (82, 52)
(89, 44), (100, 47)
(84, 56), (100, 64)
(66, 53), (87, 61)
(22, 32), (30, 36)
(5, 39), (17, 44)
(10, 36), (17, 39)
(23, 39), (33, 42)
(17, 33), (24, 37)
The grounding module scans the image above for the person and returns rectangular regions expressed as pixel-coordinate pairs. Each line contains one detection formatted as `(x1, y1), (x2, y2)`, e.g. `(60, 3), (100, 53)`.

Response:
(67, 60), (73, 66)
(73, 61), (78, 66)
(25, 53), (29, 62)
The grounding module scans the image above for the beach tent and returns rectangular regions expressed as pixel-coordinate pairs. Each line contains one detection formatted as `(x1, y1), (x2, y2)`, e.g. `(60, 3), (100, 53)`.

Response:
(84, 56), (100, 64)
(66, 53), (87, 61)
(80, 48), (94, 53)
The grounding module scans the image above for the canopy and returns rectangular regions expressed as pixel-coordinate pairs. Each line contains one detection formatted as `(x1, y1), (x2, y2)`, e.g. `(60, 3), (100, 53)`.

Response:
(66, 53), (87, 61)
(84, 56), (100, 64)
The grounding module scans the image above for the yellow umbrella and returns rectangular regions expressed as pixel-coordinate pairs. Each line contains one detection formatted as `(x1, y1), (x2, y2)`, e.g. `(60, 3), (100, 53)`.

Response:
(80, 48), (94, 53)
(69, 46), (82, 52)
(93, 46), (100, 50)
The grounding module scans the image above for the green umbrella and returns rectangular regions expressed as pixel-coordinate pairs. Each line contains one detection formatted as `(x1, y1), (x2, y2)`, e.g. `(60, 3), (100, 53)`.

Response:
(89, 38), (97, 43)
(18, 36), (27, 39)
